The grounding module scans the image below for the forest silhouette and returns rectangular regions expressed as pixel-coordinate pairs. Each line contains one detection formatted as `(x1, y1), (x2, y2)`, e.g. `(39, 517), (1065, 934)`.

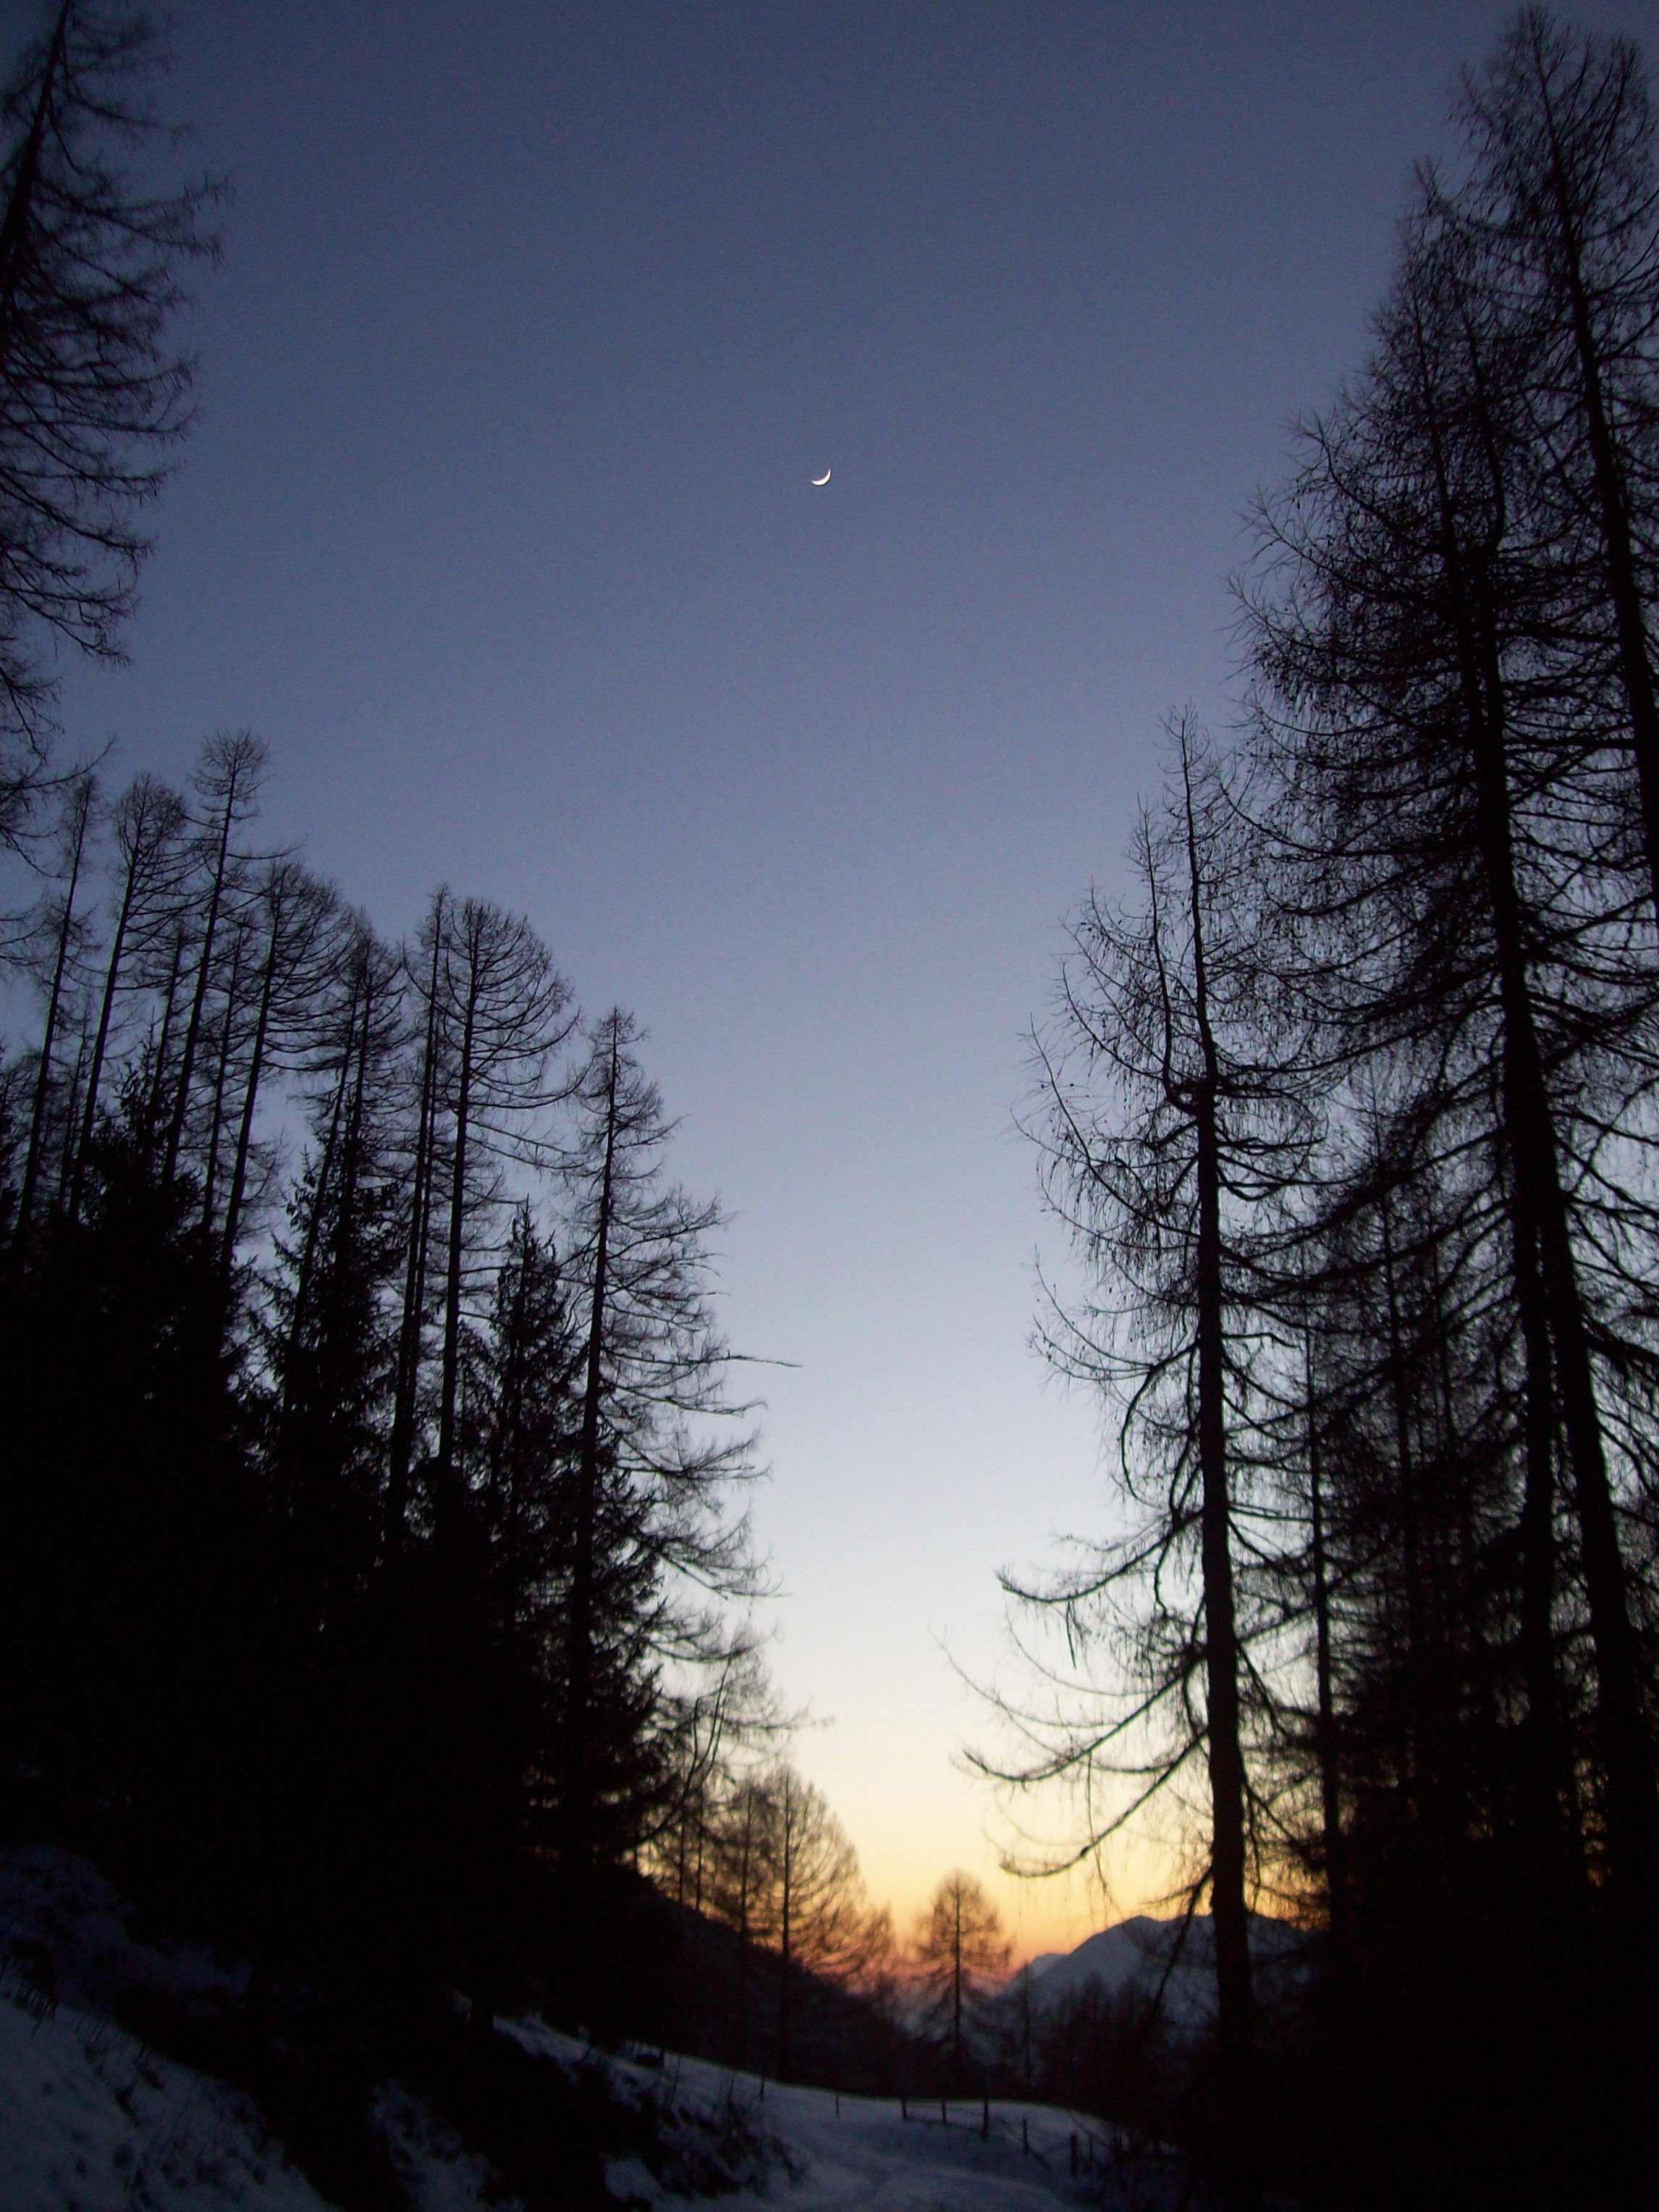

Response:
(2, 7), (1658, 2211)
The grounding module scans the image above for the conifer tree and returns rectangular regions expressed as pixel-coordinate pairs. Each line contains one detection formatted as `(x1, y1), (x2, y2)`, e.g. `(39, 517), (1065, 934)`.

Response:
(1013, 725), (1310, 2212)
(1448, 10), (1659, 922)
(65, 770), (182, 1218)
(0, 1), (219, 824)
(1244, 201), (1659, 1891)
(13, 766), (93, 1238)
(911, 1872), (1008, 2098)
(429, 895), (572, 1495)
(556, 1008), (761, 1890)
(161, 731), (267, 1190)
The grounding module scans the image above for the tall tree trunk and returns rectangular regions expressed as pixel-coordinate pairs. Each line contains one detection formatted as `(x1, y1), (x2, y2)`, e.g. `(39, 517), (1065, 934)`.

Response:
(219, 910), (281, 1278)
(436, 954), (478, 1485)
(199, 925), (245, 1233)
(17, 777), (92, 1241)
(1379, 1192), (1428, 1833)
(1464, 586), (1656, 1889)
(1194, 1095), (1259, 2212)
(387, 900), (445, 1546)
(1511, 1193), (1572, 1880)
(1303, 1325), (1346, 1940)
(279, 988), (358, 1447)
(143, 922), (187, 1149)
(70, 831), (145, 1221)
(1532, 69), (1659, 928)
(164, 780), (239, 1187)
(1469, 597), (1654, 1875)
(1422, 350), (1655, 1885)
(566, 1020), (620, 1872)
(51, 1008), (90, 1210)
(334, 955), (373, 1258)
(1181, 759), (1259, 2212)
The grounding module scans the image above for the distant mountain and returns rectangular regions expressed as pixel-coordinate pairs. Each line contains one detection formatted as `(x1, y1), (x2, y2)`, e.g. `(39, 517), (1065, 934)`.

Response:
(1009, 1910), (1314, 2032)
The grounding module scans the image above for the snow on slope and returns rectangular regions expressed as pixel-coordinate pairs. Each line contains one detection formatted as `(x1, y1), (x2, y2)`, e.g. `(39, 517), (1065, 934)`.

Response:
(0, 1841), (334, 2210)
(0, 1841), (248, 2027)
(1013, 1912), (1312, 2030)
(0, 1844), (517, 2212)
(0, 1970), (333, 2212)
(507, 2020), (1178, 2211)
(1, 1988), (1165, 2212)
(0, 1844), (1187, 2211)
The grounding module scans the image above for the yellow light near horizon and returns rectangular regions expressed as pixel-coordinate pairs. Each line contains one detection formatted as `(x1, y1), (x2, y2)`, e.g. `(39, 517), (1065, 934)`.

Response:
(858, 1825), (1182, 1968)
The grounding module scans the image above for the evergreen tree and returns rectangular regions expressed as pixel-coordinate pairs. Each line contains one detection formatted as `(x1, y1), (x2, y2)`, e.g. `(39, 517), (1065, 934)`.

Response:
(1011, 725), (1312, 2212)
(910, 1872), (1008, 2098)
(0, 1), (219, 825)
(555, 1009), (763, 1895)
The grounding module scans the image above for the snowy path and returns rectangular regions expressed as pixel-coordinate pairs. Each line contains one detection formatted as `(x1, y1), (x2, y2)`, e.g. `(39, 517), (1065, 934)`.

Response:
(0, 1846), (1154, 2212)
(509, 2027), (1126, 2212)
(659, 2075), (1108, 2212)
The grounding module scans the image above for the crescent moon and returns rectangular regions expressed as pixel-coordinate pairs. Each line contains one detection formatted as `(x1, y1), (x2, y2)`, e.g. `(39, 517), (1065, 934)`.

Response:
(811, 468), (832, 486)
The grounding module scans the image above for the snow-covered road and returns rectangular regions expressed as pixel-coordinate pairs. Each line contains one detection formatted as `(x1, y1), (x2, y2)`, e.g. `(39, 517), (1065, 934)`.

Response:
(654, 2074), (1107, 2212)
(1, 1847), (1166, 2212)
(507, 2027), (1138, 2212)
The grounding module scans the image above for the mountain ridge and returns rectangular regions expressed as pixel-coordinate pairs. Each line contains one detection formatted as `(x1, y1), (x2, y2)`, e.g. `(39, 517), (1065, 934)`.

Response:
(1010, 1909), (1314, 2030)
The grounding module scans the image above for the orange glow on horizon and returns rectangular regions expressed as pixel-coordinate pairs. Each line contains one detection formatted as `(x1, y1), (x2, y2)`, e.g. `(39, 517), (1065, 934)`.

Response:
(856, 1826), (1182, 1970)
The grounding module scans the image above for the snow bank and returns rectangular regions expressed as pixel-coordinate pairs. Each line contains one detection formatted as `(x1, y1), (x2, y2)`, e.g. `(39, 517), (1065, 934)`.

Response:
(0, 1844), (1189, 2210)
(0, 1841), (246, 2027)
(0, 1967), (332, 2212)
(502, 2026), (1178, 2211)
(0, 1843), (520, 2212)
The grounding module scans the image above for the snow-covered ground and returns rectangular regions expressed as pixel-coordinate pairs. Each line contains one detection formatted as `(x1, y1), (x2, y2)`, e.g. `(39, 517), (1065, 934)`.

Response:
(1, 1843), (1179, 2210)
(0, 1844), (519, 2212)
(1, 1977), (1163, 2212)
(0, 1967), (333, 2212)
(509, 2021), (1169, 2211)
(0, 1841), (334, 2211)
(642, 2073), (1144, 2211)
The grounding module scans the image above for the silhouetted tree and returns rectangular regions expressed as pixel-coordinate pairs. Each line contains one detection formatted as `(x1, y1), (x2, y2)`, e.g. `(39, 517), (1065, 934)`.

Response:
(1449, 9), (1659, 922)
(12, 765), (93, 1238)
(0, 1), (219, 829)
(216, 857), (339, 1279)
(386, 885), (448, 1548)
(66, 768), (182, 1218)
(161, 731), (267, 1189)
(911, 1871), (1008, 2096)
(1008, 724), (1313, 2211)
(555, 1009), (762, 1894)
(429, 895), (572, 1493)
(718, 1760), (882, 2082)
(1244, 195), (1659, 1894)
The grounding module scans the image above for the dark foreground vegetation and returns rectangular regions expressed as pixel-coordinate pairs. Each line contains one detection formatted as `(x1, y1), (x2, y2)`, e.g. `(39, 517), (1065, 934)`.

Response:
(0, 0), (968, 2148)
(0, 0), (830, 2069)
(3, 5), (1658, 2211)
(1005, 11), (1659, 2211)
(0, 0), (879, 2108)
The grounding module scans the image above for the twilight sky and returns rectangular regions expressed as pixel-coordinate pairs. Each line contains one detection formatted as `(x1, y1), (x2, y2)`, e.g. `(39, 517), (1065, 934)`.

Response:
(37, 0), (1647, 1956)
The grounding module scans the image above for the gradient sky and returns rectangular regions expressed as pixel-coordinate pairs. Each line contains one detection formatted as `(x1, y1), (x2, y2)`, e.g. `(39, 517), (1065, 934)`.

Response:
(32, 0), (1647, 1958)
